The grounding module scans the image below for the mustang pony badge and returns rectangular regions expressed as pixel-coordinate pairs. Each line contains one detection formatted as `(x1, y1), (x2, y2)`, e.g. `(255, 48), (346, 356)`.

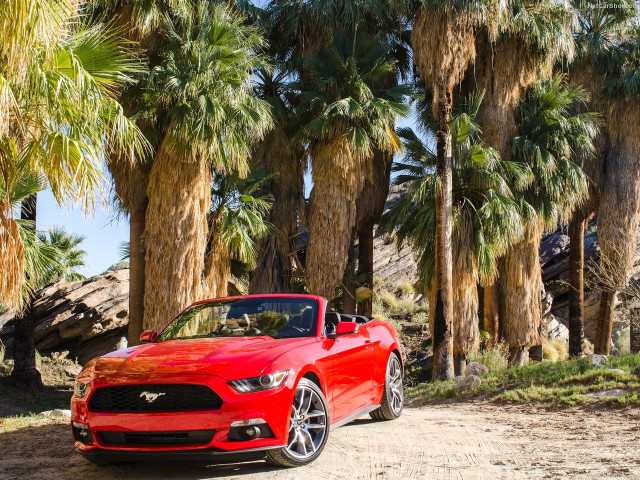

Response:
(140, 391), (166, 403)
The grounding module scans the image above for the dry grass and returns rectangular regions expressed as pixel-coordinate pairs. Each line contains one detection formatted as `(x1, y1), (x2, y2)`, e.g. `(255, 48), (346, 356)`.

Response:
(143, 141), (212, 330)
(374, 288), (426, 318)
(543, 338), (569, 362)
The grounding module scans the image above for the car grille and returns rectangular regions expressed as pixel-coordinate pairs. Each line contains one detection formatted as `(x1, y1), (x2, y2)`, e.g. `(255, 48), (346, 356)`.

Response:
(88, 384), (223, 413)
(97, 430), (216, 447)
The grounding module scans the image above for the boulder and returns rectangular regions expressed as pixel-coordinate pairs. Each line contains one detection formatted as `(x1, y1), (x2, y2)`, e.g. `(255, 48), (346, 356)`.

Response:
(0, 266), (129, 364)
(464, 362), (489, 377)
(589, 354), (609, 367)
(543, 314), (569, 341)
(454, 374), (481, 391)
(40, 409), (71, 418)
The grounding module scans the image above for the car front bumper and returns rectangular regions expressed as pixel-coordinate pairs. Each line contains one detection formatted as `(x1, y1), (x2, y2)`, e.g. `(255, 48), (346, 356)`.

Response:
(71, 373), (294, 456)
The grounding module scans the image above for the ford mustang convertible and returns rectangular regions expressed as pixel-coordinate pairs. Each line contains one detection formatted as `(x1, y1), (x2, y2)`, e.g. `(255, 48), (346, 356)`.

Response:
(70, 294), (403, 467)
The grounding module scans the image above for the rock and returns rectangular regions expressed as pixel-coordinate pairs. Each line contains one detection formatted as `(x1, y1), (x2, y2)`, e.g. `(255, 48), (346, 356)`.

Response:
(0, 269), (129, 364)
(608, 369), (625, 375)
(543, 314), (569, 341)
(586, 389), (627, 398)
(590, 354), (609, 367)
(63, 364), (82, 377)
(465, 362), (489, 377)
(454, 374), (481, 391)
(40, 409), (71, 418)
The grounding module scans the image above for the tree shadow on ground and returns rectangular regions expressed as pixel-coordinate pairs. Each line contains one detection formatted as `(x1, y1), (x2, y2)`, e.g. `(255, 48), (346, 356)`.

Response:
(0, 423), (284, 480)
(0, 377), (72, 417)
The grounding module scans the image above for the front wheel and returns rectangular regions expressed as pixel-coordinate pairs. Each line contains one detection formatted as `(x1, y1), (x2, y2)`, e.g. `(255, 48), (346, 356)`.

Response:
(266, 379), (330, 467)
(370, 352), (403, 421)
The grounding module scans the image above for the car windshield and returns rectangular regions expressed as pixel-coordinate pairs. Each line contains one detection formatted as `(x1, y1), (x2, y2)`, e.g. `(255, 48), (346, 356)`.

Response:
(157, 297), (319, 341)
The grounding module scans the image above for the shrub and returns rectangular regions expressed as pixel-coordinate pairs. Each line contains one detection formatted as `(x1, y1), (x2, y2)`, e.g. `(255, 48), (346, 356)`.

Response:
(468, 343), (509, 371)
(543, 338), (569, 362)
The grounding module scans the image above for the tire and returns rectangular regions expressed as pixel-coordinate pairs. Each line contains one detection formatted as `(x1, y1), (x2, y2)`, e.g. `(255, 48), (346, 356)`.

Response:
(370, 352), (403, 421)
(266, 378), (330, 467)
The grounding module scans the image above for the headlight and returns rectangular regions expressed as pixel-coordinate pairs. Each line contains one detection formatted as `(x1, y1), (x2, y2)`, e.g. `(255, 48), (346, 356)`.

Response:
(229, 371), (288, 393)
(74, 379), (89, 398)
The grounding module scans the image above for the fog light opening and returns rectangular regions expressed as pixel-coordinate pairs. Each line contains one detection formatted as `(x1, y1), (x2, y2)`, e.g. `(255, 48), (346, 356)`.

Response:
(242, 425), (261, 440)
(72, 422), (94, 445)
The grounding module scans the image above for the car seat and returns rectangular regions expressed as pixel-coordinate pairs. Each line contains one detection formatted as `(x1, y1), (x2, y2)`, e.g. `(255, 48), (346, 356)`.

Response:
(324, 312), (341, 335)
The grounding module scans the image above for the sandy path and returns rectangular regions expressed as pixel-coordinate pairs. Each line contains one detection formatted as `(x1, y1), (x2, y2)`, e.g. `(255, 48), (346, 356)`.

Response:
(1, 404), (639, 480)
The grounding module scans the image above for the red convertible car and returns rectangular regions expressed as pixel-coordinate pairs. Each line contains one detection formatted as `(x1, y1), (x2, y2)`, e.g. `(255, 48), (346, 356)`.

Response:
(70, 294), (403, 467)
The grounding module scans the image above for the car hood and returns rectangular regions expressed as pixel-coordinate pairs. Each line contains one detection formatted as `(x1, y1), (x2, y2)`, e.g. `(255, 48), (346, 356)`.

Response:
(86, 336), (317, 381)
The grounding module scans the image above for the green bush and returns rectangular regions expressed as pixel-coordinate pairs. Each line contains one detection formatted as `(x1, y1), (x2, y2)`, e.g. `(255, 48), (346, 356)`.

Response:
(467, 343), (509, 372)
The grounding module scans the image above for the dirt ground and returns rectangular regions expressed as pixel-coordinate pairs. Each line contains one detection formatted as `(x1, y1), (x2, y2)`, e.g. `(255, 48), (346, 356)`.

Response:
(1, 403), (639, 480)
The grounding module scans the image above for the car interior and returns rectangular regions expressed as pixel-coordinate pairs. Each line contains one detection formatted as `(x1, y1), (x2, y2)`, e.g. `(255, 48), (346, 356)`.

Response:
(323, 311), (373, 335)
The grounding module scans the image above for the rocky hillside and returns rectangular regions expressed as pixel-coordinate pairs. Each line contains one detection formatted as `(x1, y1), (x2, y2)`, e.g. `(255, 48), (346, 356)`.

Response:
(0, 266), (129, 364)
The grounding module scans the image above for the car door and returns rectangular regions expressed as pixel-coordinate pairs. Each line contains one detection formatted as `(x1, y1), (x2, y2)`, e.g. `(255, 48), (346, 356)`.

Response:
(324, 320), (374, 422)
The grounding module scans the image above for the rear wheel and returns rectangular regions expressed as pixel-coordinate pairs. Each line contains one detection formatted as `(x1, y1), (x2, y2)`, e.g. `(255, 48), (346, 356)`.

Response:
(266, 379), (329, 467)
(370, 352), (403, 421)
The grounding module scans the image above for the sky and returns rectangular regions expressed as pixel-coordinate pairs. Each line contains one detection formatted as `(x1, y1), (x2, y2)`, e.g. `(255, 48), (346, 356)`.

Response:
(37, 188), (128, 277)
(36, 112), (420, 278)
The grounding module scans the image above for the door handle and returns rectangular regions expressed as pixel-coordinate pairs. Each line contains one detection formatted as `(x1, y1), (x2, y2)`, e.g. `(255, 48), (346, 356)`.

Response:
(364, 340), (372, 345)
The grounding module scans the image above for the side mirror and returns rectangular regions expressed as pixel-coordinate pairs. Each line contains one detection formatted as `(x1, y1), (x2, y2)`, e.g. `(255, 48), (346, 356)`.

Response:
(140, 329), (158, 343)
(329, 321), (359, 338)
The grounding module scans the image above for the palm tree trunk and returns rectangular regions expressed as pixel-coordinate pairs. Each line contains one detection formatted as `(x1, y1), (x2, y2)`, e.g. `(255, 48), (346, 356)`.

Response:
(595, 291), (616, 354)
(432, 84), (455, 381)
(595, 99), (640, 356)
(306, 138), (368, 299)
(357, 221), (374, 317)
(483, 282), (500, 347)
(568, 214), (585, 357)
(249, 128), (302, 294)
(630, 320), (640, 353)
(11, 193), (42, 390)
(355, 150), (392, 318)
(502, 223), (543, 367)
(453, 250), (480, 360)
(143, 145), (212, 331)
(203, 237), (230, 299)
(342, 231), (356, 314)
(127, 202), (147, 344)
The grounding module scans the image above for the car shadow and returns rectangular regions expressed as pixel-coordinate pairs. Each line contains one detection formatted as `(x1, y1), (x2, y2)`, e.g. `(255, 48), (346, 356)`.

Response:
(0, 423), (286, 480)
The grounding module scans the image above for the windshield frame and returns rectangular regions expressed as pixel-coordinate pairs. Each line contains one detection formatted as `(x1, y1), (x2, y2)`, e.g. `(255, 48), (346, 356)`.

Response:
(156, 296), (321, 342)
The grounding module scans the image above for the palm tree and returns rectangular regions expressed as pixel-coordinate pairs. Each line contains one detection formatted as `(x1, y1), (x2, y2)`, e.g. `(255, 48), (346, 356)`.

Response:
(0, 3), (146, 388)
(569, 9), (640, 354)
(252, 0), (408, 302)
(458, 0), (574, 351)
(293, 32), (408, 300)
(380, 91), (527, 374)
(248, 67), (305, 294)
(126, 3), (271, 331)
(205, 168), (273, 298)
(0, 18), (145, 309)
(507, 74), (598, 365)
(408, 0), (497, 380)
(36, 227), (87, 285)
